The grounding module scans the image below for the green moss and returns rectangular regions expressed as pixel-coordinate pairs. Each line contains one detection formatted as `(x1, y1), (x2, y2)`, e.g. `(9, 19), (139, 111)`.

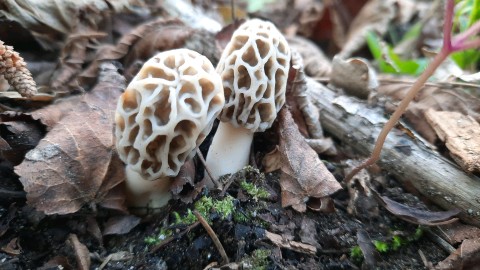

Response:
(373, 240), (389, 253)
(213, 195), (235, 220)
(240, 180), (269, 201)
(350, 246), (363, 263)
(144, 228), (172, 245)
(194, 196), (214, 218)
(243, 249), (271, 270)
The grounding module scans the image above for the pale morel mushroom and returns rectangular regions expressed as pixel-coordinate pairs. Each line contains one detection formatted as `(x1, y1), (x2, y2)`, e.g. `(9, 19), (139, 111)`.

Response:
(206, 19), (291, 181)
(115, 49), (224, 211)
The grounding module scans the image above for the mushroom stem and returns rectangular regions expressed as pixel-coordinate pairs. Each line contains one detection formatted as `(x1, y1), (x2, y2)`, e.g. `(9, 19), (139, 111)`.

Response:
(206, 121), (254, 184)
(124, 168), (173, 212)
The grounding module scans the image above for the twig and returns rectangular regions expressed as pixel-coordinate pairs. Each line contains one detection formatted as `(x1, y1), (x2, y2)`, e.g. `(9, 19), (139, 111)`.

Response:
(345, 0), (480, 182)
(196, 148), (223, 190)
(193, 210), (229, 264)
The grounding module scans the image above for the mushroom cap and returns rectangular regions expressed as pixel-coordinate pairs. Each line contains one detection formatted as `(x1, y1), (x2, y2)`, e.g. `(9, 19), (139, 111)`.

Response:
(216, 19), (291, 132)
(115, 49), (225, 181)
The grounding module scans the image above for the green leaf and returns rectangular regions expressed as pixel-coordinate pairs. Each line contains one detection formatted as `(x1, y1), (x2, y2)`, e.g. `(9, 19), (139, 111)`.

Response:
(366, 31), (426, 75)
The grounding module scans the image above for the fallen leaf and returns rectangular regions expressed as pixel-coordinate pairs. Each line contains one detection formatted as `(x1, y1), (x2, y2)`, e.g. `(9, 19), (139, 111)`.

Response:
(437, 223), (480, 246)
(15, 62), (126, 215)
(265, 230), (317, 255)
(371, 188), (461, 226)
(338, 0), (396, 58)
(171, 159), (202, 204)
(330, 56), (378, 99)
(0, 0), (145, 50)
(377, 76), (480, 143)
(434, 239), (480, 270)
(103, 215), (141, 236)
(356, 230), (379, 269)
(277, 108), (341, 212)
(287, 36), (331, 78)
(1, 237), (21, 256)
(298, 217), (320, 248)
(0, 120), (44, 165)
(425, 109), (480, 173)
(67, 234), (90, 270)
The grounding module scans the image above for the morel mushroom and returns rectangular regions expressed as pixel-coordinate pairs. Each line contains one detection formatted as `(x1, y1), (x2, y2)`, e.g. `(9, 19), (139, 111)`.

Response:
(115, 49), (224, 210)
(206, 19), (291, 180)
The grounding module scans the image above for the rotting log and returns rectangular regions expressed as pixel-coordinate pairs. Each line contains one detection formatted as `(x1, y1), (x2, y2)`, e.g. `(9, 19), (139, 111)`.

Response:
(306, 77), (480, 227)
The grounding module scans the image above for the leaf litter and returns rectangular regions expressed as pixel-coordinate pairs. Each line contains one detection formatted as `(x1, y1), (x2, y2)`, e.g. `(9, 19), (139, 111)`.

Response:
(0, 0), (479, 269)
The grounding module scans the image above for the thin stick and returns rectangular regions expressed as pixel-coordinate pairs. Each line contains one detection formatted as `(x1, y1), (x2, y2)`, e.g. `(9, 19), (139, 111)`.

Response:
(343, 49), (450, 182)
(231, 0), (236, 22)
(196, 148), (223, 190)
(193, 210), (229, 264)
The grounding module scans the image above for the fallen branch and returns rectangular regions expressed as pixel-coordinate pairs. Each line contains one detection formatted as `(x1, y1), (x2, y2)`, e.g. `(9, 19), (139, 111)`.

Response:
(305, 77), (480, 227)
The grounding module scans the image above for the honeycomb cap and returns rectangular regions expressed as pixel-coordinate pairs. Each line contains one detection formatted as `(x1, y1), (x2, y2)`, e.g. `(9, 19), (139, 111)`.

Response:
(216, 19), (291, 132)
(115, 49), (224, 181)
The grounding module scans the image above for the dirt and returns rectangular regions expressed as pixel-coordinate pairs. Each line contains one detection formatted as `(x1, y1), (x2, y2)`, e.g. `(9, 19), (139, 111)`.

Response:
(0, 149), (449, 269)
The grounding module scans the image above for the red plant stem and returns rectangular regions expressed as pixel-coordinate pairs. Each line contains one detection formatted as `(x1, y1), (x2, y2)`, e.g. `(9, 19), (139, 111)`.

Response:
(344, 48), (451, 182)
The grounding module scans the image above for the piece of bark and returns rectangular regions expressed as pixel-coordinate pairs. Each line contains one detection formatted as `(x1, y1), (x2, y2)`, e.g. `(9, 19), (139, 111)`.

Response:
(305, 77), (480, 226)
(265, 230), (317, 255)
(425, 109), (480, 173)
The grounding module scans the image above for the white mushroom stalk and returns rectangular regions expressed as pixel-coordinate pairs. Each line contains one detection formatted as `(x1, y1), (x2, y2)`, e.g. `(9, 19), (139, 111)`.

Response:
(115, 49), (224, 212)
(206, 19), (291, 181)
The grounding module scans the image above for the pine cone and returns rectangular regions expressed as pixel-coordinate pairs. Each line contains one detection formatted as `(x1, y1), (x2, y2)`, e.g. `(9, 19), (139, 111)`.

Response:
(0, 40), (37, 98)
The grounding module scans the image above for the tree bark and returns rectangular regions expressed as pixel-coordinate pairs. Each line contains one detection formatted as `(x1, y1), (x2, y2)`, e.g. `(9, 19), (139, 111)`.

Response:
(306, 77), (480, 226)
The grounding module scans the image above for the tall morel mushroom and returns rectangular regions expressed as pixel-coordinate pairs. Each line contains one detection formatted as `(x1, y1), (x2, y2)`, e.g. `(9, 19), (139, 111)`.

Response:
(115, 49), (224, 210)
(206, 19), (291, 180)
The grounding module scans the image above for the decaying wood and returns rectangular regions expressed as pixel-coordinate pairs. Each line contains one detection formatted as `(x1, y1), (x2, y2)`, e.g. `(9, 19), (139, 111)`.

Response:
(265, 230), (317, 255)
(306, 77), (480, 227)
(425, 109), (480, 173)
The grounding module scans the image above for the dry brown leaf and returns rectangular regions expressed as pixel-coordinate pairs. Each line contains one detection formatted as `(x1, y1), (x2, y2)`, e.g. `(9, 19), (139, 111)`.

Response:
(15, 62), (126, 215)
(338, 0), (396, 58)
(425, 110), (480, 173)
(330, 56), (378, 99)
(80, 18), (217, 86)
(287, 36), (331, 78)
(51, 30), (107, 91)
(0, 119), (44, 165)
(0, 0), (145, 50)
(371, 189), (461, 226)
(265, 230), (317, 255)
(67, 234), (90, 270)
(377, 78), (480, 143)
(277, 108), (341, 212)
(434, 239), (480, 270)
(437, 223), (480, 246)
(103, 215), (141, 236)
(357, 230), (379, 269)
(171, 159), (202, 204)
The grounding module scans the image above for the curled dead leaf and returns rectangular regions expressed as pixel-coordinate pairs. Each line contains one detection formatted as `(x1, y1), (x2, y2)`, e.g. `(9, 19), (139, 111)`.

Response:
(15, 62), (126, 215)
(277, 108), (341, 212)
(371, 188), (461, 226)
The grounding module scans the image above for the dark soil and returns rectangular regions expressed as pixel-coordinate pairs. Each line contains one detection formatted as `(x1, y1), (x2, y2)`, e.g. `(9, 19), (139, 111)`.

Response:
(0, 150), (449, 269)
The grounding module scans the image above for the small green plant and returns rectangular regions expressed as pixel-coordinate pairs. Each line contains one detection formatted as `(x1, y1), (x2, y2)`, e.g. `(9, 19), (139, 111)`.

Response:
(391, 235), (405, 251)
(350, 246), (363, 262)
(240, 180), (270, 201)
(173, 209), (197, 225)
(144, 228), (173, 245)
(373, 240), (389, 253)
(242, 249), (271, 270)
(194, 196), (214, 218)
(213, 195), (235, 219)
